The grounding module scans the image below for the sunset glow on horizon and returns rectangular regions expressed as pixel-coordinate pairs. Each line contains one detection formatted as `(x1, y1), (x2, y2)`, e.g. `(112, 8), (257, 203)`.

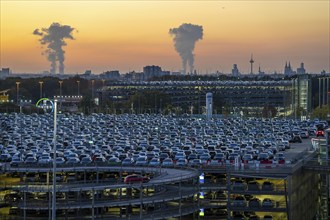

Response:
(1, 1), (329, 74)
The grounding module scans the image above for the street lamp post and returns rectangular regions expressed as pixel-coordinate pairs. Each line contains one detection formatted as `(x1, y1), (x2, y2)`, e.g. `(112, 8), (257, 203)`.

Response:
(59, 81), (63, 109)
(76, 80), (80, 96)
(91, 80), (95, 100)
(154, 94), (156, 114)
(59, 81), (63, 97)
(39, 81), (44, 99)
(52, 99), (58, 220)
(16, 82), (20, 105)
(198, 87), (201, 115)
(101, 79), (106, 107)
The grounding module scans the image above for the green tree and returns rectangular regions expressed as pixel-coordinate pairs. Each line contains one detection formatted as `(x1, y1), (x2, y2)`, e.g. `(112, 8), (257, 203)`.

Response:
(79, 95), (96, 114)
(311, 105), (329, 120)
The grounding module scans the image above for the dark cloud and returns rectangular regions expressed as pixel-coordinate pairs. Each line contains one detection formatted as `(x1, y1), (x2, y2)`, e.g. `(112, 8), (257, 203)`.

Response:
(33, 29), (43, 36)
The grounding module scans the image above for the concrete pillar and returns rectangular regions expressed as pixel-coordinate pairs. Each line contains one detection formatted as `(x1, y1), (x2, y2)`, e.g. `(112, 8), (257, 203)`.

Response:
(227, 172), (231, 219)
(92, 188), (95, 220)
(48, 189), (51, 220)
(127, 188), (132, 198)
(179, 181), (182, 219)
(140, 184), (143, 220)
(23, 191), (26, 220)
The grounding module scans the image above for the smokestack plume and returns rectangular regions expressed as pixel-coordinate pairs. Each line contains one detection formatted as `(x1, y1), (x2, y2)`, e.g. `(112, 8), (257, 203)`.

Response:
(169, 23), (203, 74)
(33, 23), (76, 74)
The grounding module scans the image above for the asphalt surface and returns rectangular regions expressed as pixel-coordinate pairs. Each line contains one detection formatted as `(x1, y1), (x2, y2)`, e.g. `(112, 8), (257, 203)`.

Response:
(1, 166), (199, 192)
(284, 137), (314, 161)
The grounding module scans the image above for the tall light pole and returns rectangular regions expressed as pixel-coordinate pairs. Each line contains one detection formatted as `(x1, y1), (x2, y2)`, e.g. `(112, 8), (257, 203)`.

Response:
(16, 81), (20, 105)
(52, 99), (58, 220)
(154, 93), (156, 114)
(101, 79), (105, 107)
(59, 81), (63, 109)
(198, 78), (201, 115)
(59, 81), (63, 97)
(294, 78), (299, 120)
(39, 81), (44, 99)
(76, 80), (80, 96)
(91, 80), (95, 100)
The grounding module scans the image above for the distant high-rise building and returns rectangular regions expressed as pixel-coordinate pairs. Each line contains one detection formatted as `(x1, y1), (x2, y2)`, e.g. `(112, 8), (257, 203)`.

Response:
(297, 62), (306, 74)
(171, 71), (182, 76)
(143, 65), (162, 80)
(143, 65), (170, 80)
(293, 74), (312, 115)
(232, 64), (240, 77)
(0, 68), (10, 76)
(84, 70), (92, 75)
(101, 70), (120, 79)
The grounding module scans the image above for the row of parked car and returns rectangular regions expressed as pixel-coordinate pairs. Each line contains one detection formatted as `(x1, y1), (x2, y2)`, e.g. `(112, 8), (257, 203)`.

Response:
(232, 180), (275, 191)
(232, 196), (278, 209)
(0, 113), (323, 170)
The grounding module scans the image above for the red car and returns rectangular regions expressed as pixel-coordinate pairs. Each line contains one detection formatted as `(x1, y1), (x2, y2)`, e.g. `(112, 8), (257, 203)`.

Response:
(316, 130), (324, 137)
(124, 174), (149, 184)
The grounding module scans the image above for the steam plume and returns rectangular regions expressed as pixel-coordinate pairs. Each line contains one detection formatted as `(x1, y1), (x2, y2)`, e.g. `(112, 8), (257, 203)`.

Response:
(33, 23), (76, 74)
(169, 23), (203, 74)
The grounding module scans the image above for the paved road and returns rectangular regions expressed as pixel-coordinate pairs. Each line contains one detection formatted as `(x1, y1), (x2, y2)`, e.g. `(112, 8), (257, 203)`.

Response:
(18, 186), (198, 210)
(2, 166), (199, 193)
(284, 137), (314, 161)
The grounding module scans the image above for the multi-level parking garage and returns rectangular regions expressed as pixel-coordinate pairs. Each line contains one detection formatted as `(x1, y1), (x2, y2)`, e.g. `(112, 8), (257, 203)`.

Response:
(0, 150), (321, 220)
(0, 113), (326, 219)
(0, 165), (200, 219)
(98, 81), (293, 116)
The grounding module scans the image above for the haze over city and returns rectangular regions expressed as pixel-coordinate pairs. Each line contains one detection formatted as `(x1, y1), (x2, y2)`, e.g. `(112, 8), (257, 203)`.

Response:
(0, 1), (329, 74)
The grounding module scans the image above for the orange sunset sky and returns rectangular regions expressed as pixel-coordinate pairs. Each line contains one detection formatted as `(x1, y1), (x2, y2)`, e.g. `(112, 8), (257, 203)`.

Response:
(0, 1), (329, 74)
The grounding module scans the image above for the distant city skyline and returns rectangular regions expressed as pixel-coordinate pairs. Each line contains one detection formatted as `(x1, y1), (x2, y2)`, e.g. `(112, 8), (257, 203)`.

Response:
(0, 1), (329, 74)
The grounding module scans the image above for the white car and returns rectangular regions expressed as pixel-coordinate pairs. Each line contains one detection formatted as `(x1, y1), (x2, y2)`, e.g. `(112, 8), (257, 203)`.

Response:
(55, 157), (66, 165)
(162, 158), (174, 167)
(38, 156), (52, 164)
(176, 158), (188, 166)
(149, 158), (161, 166)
